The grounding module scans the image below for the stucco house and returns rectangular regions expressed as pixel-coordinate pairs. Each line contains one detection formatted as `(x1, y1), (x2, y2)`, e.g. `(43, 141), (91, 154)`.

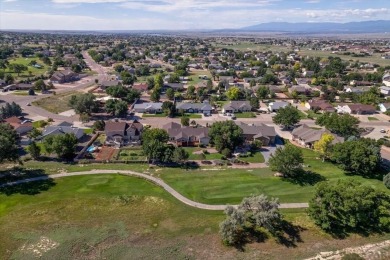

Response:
(104, 119), (143, 147)
(162, 122), (209, 147)
(222, 101), (252, 114)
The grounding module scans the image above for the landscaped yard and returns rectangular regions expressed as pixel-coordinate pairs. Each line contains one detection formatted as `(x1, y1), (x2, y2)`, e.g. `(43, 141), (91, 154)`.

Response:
(6, 56), (50, 80)
(184, 147), (224, 160)
(238, 151), (265, 163)
(32, 92), (76, 114)
(298, 110), (308, 119)
(306, 110), (320, 119)
(368, 116), (379, 121)
(234, 112), (256, 118)
(117, 148), (147, 161)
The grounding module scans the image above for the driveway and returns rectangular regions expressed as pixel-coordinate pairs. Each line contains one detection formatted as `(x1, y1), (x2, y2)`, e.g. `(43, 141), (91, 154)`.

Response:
(261, 136), (284, 162)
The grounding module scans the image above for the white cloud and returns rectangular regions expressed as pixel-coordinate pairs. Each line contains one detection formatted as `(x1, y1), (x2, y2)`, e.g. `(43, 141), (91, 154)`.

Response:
(52, 0), (127, 3)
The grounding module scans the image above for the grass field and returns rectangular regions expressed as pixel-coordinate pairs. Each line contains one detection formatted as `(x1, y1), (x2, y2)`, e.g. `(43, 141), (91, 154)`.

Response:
(1, 174), (389, 259)
(32, 92), (76, 114)
(368, 116), (379, 121)
(6, 56), (49, 79)
(188, 70), (211, 85)
(239, 151), (265, 163)
(184, 147), (224, 160)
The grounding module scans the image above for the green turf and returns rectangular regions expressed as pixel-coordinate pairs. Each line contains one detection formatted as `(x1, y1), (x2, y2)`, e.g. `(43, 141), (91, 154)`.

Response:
(32, 92), (76, 114)
(6, 56), (49, 80)
(0, 175), (223, 259)
(83, 128), (94, 134)
(238, 152), (265, 163)
(234, 112), (256, 118)
(368, 117), (379, 121)
(142, 113), (167, 118)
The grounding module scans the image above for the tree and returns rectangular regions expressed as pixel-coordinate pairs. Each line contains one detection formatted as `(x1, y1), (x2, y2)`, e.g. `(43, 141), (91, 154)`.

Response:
(27, 128), (42, 139)
(0, 123), (19, 163)
(316, 112), (360, 138)
(92, 120), (105, 131)
(106, 85), (128, 98)
(154, 74), (164, 90)
(331, 138), (381, 176)
(249, 96), (259, 110)
(150, 89), (160, 102)
(313, 133), (334, 162)
(308, 180), (390, 235)
(268, 144), (303, 177)
(9, 63), (27, 76)
(0, 102), (22, 119)
(226, 86), (241, 100)
(272, 105), (300, 129)
(186, 85), (196, 100)
(256, 86), (270, 99)
(27, 141), (41, 160)
(105, 99), (128, 117)
(34, 79), (47, 91)
(43, 133), (78, 160)
(209, 121), (244, 153)
(120, 71), (136, 85)
(162, 101), (175, 117)
(220, 195), (282, 246)
(181, 116), (190, 126)
(68, 93), (98, 115)
(28, 88), (35, 96)
(141, 129), (171, 163)
(173, 147), (189, 164)
(166, 88), (175, 100)
(384, 173), (390, 189)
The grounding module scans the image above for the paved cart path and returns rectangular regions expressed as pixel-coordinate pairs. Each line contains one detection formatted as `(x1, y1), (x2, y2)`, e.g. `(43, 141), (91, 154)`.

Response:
(0, 170), (309, 210)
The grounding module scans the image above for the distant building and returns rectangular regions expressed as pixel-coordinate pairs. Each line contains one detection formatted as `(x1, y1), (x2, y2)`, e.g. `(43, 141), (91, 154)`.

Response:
(50, 69), (79, 84)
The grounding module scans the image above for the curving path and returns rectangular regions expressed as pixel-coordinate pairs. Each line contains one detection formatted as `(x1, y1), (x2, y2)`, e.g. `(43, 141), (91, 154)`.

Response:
(0, 170), (309, 210)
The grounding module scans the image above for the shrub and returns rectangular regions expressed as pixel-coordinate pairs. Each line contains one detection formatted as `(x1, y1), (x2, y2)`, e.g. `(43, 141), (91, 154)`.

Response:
(384, 173), (390, 189)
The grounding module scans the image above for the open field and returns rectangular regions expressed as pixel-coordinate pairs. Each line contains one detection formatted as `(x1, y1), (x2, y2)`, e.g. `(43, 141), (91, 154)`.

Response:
(32, 92), (76, 114)
(299, 49), (390, 67)
(1, 174), (390, 259)
(188, 70), (211, 85)
(6, 56), (50, 79)
(214, 42), (294, 52)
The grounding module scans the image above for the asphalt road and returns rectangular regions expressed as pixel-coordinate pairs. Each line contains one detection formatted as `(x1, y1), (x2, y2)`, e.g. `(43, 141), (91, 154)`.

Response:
(0, 51), (109, 121)
(0, 170), (309, 210)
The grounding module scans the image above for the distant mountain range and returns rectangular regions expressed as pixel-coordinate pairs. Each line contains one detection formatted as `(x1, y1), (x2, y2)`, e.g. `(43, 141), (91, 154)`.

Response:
(239, 20), (390, 33)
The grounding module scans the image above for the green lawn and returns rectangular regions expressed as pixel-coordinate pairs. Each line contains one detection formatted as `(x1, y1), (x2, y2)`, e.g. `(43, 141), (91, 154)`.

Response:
(298, 110), (308, 119)
(142, 113), (167, 118)
(6, 56), (49, 80)
(117, 148), (147, 161)
(0, 175), (223, 259)
(238, 152), (265, 163)
(83, 128), (94, 135)
(12, 90), (30, 96)
(235, 112), (256, 118)
(2, 174), (389, 259)
(184, 147), (224, 160)
(306, 110), (320, 119)
(368, 116), (379, 121)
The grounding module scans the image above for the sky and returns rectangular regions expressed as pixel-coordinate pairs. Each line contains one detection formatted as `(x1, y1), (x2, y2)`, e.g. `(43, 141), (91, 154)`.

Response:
(0, 0), (389, 30)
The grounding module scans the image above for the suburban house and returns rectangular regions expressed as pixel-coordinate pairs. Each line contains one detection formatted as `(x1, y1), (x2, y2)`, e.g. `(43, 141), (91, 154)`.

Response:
(336, 103), (376, 115)
(3, 116), (33, 135)
(268, 101), (289, 112)
(305, 100), (335, 113)
(380, 86), (390, 96)
(292, 124), (344, 148)
(222, 101), (252, 114)
(97, 80), (121, 91)
(236, 122), (276, 146)
(41, 122), (84, 140)
(132, 83), (148, 92)
(288, 84), (312, 95)
(176, 101), (213, 115)
(50, 69), (79, 84)
(344, 86), (372, 94)
(133, 102), (163, 114)
(379, 103), (390, 113)
(104, 119), (143, 147)
(162, 122), (210, 147)
(163, 83), (184, 91)
(383, 73), (390, 87)
(4, 83), (33, 91)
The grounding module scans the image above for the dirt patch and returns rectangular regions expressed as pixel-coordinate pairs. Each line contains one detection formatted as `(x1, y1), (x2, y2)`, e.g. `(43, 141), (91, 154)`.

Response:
(306, 240), (390, 260)
(19, 236), (59, 257)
